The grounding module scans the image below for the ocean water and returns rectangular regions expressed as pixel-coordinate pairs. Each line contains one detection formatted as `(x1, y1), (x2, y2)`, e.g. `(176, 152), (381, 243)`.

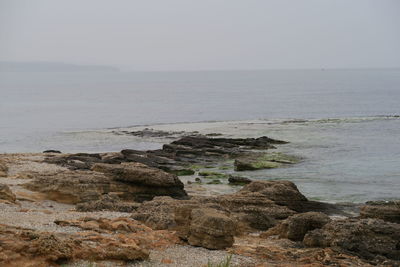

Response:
(1, 69), (399, 202)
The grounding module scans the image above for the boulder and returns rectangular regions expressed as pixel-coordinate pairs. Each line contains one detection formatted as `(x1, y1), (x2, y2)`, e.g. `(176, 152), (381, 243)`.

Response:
(304, 218), (400, 260)
(261, 212), (331, 241)
(0, 183), (16, 203)
(76, 194), (140, 212)
(188, 208), (235, 250)
(360, 201), (400, 223)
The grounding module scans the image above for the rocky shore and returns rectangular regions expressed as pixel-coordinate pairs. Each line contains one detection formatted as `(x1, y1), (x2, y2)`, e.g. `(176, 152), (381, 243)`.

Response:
(0, 133), (399, 267)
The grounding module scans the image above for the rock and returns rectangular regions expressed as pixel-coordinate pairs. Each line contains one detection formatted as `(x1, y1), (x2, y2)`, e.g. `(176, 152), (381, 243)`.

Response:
(360, 201), (400, 223)
(228, 175), (252, 185)
(0, 183), (16, 203)
(76, 194), (140, 212)
(92, 162), (188, 201)
(188, 208), (235, 250)
(304, 218), (400, 260)
(0, 223), (149, 266)
(42, 150), (61, 153)
(0, 160), (8, 177)
(261, 212), (331, 241)
(234, 152), (300, 171)
(24, 166), (187, 204)
(238, 181), (308, 212)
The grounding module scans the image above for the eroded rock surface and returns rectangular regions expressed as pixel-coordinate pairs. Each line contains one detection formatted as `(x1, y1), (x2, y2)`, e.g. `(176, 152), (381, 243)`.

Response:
(304, 218), (400, 261)
(360, 201), (400, 223)
(188, 208), (235, 250)
(24, 164), (187, 204)
(0, 184), (16, 203)
(261, 212), (331, 241)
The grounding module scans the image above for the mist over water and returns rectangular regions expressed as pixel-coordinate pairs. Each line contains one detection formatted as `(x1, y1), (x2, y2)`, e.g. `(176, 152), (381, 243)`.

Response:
(1, 69), (400, 202)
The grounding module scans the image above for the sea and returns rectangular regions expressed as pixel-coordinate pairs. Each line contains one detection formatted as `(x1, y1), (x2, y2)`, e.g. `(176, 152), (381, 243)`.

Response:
(1, 69), (399, 203)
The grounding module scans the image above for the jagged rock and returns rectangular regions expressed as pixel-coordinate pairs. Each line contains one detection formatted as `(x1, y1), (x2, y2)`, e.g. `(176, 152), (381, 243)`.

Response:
(261, 212), (331, 241)
(360, 201), (400, 223)
(92, 162), (187, 201)
(228, 175), (252, 185)
(304, 218), (400, 260)
(0, 183), (16, 203)
(188, 208), (235, 250)
(234, 152), (300, 171)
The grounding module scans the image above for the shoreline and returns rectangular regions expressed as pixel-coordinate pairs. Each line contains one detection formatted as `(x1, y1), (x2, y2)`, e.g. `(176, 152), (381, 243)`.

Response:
(0, 133), (399, 266)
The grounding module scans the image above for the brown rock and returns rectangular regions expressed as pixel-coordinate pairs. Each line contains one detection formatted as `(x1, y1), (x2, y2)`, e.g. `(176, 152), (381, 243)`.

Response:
(0, 160), (8, 177)
(92, 162), (188, 200)
(304, 218), (400, 260)
(188, 208), (235, 250)
(360, 201), (400, 223)
(238, 181), (308, 211)
(261, 212), (331, 241)
(0, 184), (16, 203)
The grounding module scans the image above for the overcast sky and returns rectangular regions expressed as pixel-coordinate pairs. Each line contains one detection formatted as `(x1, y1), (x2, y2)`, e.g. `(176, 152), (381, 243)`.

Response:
(0, 0), (399, 71)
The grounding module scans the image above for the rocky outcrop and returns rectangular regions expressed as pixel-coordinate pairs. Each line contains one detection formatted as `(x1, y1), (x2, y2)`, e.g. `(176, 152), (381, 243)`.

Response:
(43, 135), (290, 173)
(24, 164), (187, 204)
(187, 208), (235, 250)
(261, 212), (331, 241)
(0, 184), (16, 203)
(360, 201), (400, 223)
(304, 218), (400, 261)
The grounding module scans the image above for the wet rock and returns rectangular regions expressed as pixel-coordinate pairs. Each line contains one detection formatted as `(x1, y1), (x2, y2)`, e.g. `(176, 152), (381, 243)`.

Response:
(234, 152), (300, 171)
(0, 183), (16, 203)
(304, 218), (400, 260)
(42, 150), (61, 153)
(228, 175), (252, 185)
(188, 208), (235, 250)
(360, 201), (400, 223)
(262, 212), (331, 241)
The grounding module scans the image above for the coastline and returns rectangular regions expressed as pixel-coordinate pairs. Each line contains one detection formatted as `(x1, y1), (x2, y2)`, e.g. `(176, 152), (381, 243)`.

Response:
(0, 133), (399, 266)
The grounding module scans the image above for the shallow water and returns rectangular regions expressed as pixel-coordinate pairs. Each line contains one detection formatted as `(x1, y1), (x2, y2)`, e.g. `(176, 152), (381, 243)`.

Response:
(1, 69), (400, 202)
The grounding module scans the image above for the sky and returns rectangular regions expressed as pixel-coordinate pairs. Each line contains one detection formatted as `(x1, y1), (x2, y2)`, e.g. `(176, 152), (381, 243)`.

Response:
(0, 0), (399, 71)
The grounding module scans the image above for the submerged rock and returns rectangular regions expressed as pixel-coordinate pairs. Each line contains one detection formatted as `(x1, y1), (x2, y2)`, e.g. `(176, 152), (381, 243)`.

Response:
(360, 201), (400, 223)
(234, 152), (300, 171)
(304, 218), (400, 261)
(228, 175), (252, 185)
(262, 212), (331, 241)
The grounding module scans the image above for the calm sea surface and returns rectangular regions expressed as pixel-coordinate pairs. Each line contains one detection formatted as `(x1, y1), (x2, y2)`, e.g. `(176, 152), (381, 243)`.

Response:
(1, 69), (399, 202)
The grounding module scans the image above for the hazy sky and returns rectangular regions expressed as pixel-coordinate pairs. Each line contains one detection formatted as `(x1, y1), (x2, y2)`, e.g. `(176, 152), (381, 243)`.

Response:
(0, 0), (399, 71)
